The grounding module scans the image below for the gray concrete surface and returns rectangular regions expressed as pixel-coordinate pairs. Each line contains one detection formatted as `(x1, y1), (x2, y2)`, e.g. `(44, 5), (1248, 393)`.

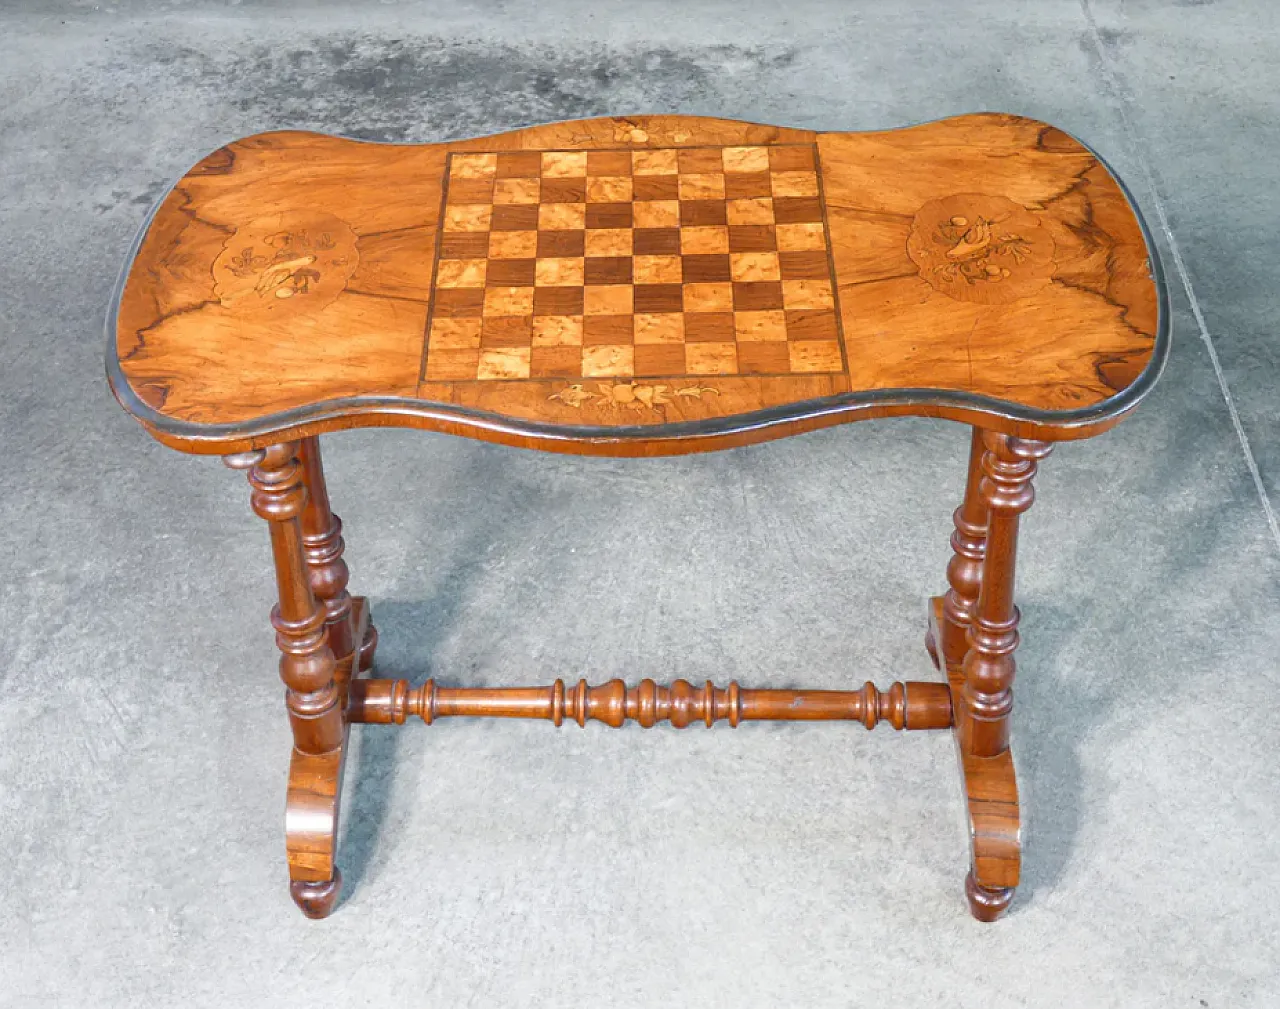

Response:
(2, 1), (1278, 1006)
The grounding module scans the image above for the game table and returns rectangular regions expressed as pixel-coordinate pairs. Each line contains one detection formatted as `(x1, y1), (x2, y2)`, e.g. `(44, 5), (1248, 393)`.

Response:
(106, 113), (1168, 921)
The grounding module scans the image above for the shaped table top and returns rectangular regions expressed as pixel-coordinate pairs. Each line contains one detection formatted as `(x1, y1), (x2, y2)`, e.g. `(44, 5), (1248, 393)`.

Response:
(107, 113), (1168, 456)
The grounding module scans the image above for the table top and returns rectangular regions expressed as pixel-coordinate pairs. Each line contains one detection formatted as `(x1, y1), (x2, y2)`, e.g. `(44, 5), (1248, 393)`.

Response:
(107, 113), (1168, 456)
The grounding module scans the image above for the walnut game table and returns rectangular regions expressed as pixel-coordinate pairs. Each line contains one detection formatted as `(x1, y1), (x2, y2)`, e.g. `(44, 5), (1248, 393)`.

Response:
(106, 114), (1168, 921)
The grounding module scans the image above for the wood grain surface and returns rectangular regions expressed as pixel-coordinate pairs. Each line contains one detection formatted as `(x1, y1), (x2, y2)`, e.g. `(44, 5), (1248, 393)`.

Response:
(109, 113), (1166, 454)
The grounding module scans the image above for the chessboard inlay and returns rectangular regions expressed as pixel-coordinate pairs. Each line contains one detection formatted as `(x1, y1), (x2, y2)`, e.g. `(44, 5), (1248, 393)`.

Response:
(423, 145), (847, 383)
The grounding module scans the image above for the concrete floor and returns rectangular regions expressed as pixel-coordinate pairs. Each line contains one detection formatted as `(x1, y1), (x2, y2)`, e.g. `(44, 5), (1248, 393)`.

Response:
(2, 1), (1278, 1005)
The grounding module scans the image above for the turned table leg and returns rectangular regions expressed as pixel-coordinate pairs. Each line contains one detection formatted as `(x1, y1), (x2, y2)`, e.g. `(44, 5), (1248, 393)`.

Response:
(299, 436), (377, 672)
(226, 442), (356, 918)
(928, 428), (1051, 922)
(939, 427), (989, 668)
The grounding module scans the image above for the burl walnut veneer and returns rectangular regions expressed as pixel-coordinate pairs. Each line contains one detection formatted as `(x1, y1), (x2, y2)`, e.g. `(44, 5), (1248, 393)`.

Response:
(106, 113), (1168, 921)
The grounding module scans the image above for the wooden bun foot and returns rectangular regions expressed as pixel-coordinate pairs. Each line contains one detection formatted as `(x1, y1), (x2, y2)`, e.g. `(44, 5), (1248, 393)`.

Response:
(965, 871), (1013, 922)
(290, 869), (342, 919)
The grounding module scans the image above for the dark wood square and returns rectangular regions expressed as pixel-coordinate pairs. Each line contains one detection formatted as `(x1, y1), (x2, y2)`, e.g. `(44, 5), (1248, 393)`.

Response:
(480, 316), (533, 347)
(539, 178), (587, 204)
(724, 172), (772, 200)
(537, 231), (586, 257)
(680, 201), (728, 227)
(737, 342), (791, 374)
(633, 175), (679, 201)
(633, 284), (684, 314)
(585, 257), (633, 285)
(583, 315), (634, 344)
(486, 258), (536, 287)
(778, 250), (830, 280)
(432, 288), (485, 318)
(728, 225), (777, 253)
(533, 287), (585, 316)
(587, 151), (633, 176)
(633, 343), (686, 376)
(530, 346), (583, 377)
(491, 204), (540, 231)
(586, 203), (634, 229)
(772, 197), (823, 224)
(733, 281), (784, 311)
(682, 312), (735, 341)
(633, 228), (681, 255)
(495, 151), (542, 178)
(682, 254), (732, 283)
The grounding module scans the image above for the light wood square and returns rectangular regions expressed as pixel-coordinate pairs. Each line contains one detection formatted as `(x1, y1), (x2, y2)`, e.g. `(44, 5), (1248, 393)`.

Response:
(685, 342), (738, 375)
(632, 149), (678, 175)
(681, 226), (729, 254)
(477, 347), (531, 379)
(730, 252), (781, 282)
(770, 171), (820, 197)
(678, 174), (726, 200)
(424, 348), (480, 380)
(450, 153), (497, 179)
(726, 198), (775, 226)
(789, 340), (842, 372)
(539, 203), (586, 230)
(584, 229), (633, 256)
(582, 345), (634, 377)
(493, 178), (540, 204)
(632, 201), (679, 228)
(484, 286), (534, 316)
(683, 282), (734, 312)
(722, 146), (770, 173)
(633, 313), (685, 344)
(782, 279), (834, 310)
(488, 231), (538, 259)
(443, 205), (492, 232)
(734, 310), (788, 342)
(536, 257), (585, 286)
(541, 151), (588, 177)
(532, 315), (584, 346)
(584, 285), (633, 316)
(775, 222), (827, 251)
(587, 177), (633, 202)
(633, 255), (682, 284)
(434, 258), (487, 288)
(428, 317), (482, 349)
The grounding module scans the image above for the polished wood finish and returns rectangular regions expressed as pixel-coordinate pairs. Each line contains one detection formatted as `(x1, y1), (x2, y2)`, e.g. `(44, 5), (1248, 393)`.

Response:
(109, 113), (1166, 924)
(298, 436), (358, 659)
(962, 433), (1051, 759)
(285, 597), (371, 918)
(927, 596), (1021, 923)
(108, 113), (1167, 457)
(923, 429), (1049, 921)
(348, 678), (953, 731)
(939, 427), (990, 666)
(225, 443), (343, 755)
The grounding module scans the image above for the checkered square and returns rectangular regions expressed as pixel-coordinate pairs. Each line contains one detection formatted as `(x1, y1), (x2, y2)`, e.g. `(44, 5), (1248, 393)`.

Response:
(424, 145), (844, 381)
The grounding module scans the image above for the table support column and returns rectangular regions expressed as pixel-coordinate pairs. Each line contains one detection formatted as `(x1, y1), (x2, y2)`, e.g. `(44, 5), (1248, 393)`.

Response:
(226, 443), (346, 917)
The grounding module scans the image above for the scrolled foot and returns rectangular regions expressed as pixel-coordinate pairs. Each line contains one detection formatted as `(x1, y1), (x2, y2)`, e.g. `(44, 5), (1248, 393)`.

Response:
(290, 869), (343, 919)
(965, 871), (1013, 922)
(924, 625), (941, 671)
(358, 621), (378, 672)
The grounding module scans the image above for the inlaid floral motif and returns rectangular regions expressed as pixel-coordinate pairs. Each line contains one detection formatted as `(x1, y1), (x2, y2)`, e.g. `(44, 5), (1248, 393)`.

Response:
(548, 381), (719, 411)
(213, 212), (359, 317)
(907, 193), (1055, 305)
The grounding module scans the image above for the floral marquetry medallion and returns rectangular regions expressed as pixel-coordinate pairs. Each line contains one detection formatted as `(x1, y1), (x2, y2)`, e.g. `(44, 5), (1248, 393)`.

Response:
(212, 211), (359, 319)
(906, 194), (1056, 305)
